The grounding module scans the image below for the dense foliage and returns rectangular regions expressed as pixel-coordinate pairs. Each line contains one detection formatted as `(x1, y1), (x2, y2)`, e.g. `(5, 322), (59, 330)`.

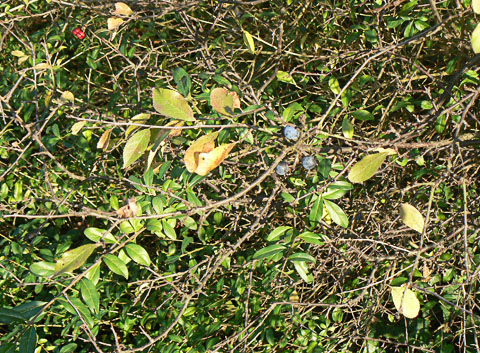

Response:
(1, 1), (480, 352)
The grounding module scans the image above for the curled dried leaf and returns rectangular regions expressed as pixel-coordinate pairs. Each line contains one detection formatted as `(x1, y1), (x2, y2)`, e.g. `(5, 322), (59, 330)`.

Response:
(184, 132), (219, 173)
(116, 197), (138, 218)
(195, 143), (237, 176)
(113, 2), (133, 16)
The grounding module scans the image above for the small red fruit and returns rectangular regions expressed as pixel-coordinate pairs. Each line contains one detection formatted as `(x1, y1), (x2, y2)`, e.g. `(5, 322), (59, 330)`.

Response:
(72, 28), (86, 40)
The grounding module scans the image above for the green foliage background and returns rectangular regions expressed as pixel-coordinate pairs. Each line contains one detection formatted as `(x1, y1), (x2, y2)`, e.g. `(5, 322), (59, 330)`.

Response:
(1, 0), (480, 352)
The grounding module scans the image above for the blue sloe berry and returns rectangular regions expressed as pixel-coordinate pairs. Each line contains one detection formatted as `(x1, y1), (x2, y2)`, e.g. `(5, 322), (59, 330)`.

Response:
(283, 125), (300, 141)
(276, 161), (289, 176)
(302, 156), (316, 170)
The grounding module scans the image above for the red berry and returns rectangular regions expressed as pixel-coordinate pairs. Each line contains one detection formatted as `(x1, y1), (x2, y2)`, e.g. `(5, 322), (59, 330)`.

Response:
(72, 28), (86, 40)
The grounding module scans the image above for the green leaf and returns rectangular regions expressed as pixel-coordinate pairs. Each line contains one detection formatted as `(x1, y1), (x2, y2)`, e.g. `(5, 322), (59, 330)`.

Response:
(172, 67), (191, 97)
(79, 278), (100, 313)
(472, 23), (480, 54)
(85, 263), (101, 285)
(288, 252), (316, 263)
(0, 343), (16, 353)
(60, 297), (94, 328)
(253, 244), (286, 260)
(309, 195), (323, 224)
(348, 152), (390, 183)
(54, 244), (98, 277)
(19, 326), (37, 353)
(318, 158), (332, 179)
(59, 343), (78, 353)
(125, 243), (151, 266)
(162, 220), (177, 240)
(292, 261), (312, 283)
(297, 232), (325, 246)
(391, 286), (420, 318)
(277, 71), (297, 86)
(266, 226), (292, 241)
(322, 181), (353, 200)
(328, 77), (341, 95)
(13, 301), (46, 320)
(103, 254), (129, 279)
(342, 117), (354, 138)
(351, 109), (374, 121)
(152, 88), (195, 121)
(243, 30), (255, 54)
(399, 203), (424, 233)
(30, 261), (55, 277)
(123, 129), (151, 169)
(323, 199), (349, 228)
(84, 227), (117, 244)
(0, 308), (26, 324)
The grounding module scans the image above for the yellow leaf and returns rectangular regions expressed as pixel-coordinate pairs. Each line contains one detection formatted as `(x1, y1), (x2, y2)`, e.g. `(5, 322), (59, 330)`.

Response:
(391, 286), (420, 319)
(61, 91), (74, 103)
(399, 203), (424, 233)
(210, 87), (241, 116)
(348, 152), (390, 183)
(113, 2), (132, 16)
(243, 30), (255, 54)
(108, 17), (124, 31)
(184, 132), (219, 173)
(11, 50), (25, 57)
(71, 121), (86, 135)
(33, 63), (51, 70)
(97, 128), (113, 149)
(195, 143), (236, 176)
(472, 23), (480, 54)
(473, 0), (480, 14)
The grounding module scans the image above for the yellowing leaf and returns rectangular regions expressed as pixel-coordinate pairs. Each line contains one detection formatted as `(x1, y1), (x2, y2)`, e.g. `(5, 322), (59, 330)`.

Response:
(210, 87), (240, 116)
(11, 50), (25, 57)
(342, 117), (354, 138)
(391, 286), (420, 319)
(184, 132), (236, 175)
(71, 121), (86, 135)
(97, 128), (113, 149)
(123, 129), (150, 169)
(399, 203), (424, 233)
(473, 0), (480, 14)
(348, 152), (389, 183)
(195, 143), (236, 176)
(33, 63), (51, 70)
(54, 244), (98, 277)
(152, 88), (195, 121)
(61, 91), (74, 103)
(472, 23), (480, 54)
(243, 30), (255, 54)
(107, 17), (124, 31)
(126, 113), (150, 138)
(113, 2), (132, 16)
(184, 132), (219, 173)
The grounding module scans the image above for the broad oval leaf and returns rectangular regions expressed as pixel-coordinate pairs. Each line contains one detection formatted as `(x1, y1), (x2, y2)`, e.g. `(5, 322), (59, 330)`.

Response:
(288, 252), (316, 263)
(473, 0), (480, 14)
(266, 226), (292, 242)
(152, 88), (195, 121)
(351, 109), (374, 121)
(243, 30), (255, 54)
(125, 243), (151, 266)
(103, 254), (128, 279)
(210, 87), (240, 116)
(54, 244), (98, 277)
(253, 244), (286, 260)
(472, 23), (480, 54)
(399, 203), (424, 233)
(71, 121), (86, 135)
(277, 71), (296, 86)
(30, 261), (55, 277)
(107, 17), (124, 30)
(19, 326), (37, 353)
(113, 2), (132, 16)
(324, 199), (349, 228)
(123, 129), (150, 169)
(194, 143), (236, 176)
(391, 286), (420, 318)
(84, 227), (117, 244)
(348, 152), (389, 183)
(79, 278), (100, 314)
(184, 132), (219, 173)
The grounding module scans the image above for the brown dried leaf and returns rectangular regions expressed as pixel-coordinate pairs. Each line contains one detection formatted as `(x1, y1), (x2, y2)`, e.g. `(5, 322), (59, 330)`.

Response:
(97, 128), (113, 150)
(116, 197), (138, 218)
